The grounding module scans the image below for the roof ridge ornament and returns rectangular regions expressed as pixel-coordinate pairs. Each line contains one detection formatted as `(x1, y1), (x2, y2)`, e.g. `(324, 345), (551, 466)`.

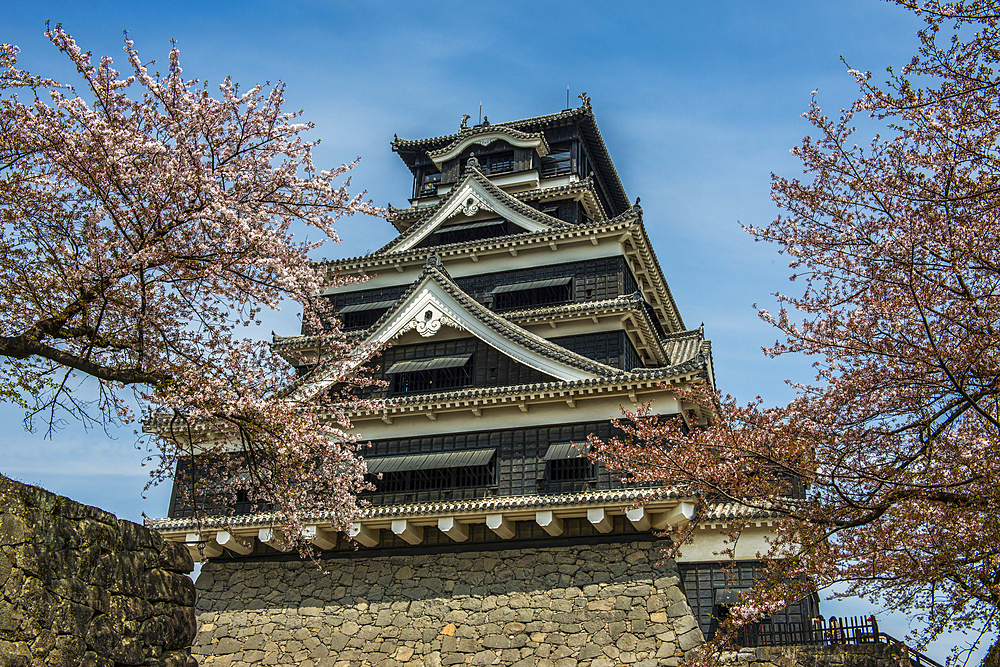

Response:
(460, 114), (470, 131)
(578, 92), (591, 108)
(465, 153), (480, 175)
(424, 253), (443, 271)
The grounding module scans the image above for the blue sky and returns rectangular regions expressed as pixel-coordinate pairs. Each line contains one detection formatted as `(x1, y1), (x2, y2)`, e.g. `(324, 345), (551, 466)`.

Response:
(4, 1), (981, 661)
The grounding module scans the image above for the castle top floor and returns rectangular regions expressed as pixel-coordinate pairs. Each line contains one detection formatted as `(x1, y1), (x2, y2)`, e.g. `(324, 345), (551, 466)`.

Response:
(391, 101), (630, 219)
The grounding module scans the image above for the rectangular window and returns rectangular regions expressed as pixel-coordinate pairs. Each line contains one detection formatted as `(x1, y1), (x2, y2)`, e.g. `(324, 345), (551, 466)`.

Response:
(436, 219), (509, 245)
(420, 170), (441, 196)
(541, 144), (573, 177)
(492, 277), (573, 311)
(539, 441), (595, 494)
(337, 300), (396, 330)
(364, 448), (496, 494)
(387, 354), (474, 394)
(479, 152), (515, 175)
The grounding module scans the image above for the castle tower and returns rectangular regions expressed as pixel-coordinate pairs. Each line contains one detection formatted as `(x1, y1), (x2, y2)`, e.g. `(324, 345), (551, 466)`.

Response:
(150, 102), (818, 666)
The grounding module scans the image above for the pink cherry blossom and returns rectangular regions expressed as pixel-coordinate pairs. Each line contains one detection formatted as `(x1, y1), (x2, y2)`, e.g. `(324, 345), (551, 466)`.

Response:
(593, 2), (1000, 661)
(0, 25), (383, 554)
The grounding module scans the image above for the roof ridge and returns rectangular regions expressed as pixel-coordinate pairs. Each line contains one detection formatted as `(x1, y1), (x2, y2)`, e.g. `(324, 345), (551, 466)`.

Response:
(373, 164), (575, 256)
(391, 106), (592, 151)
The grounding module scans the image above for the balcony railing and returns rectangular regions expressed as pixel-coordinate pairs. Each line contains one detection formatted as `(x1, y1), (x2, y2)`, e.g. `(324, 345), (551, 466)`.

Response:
(734, 616), (943, 667)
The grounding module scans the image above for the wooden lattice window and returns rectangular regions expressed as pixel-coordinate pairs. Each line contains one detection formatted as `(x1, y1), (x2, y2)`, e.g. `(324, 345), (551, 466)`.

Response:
(479, 152), (515, 175)
(543, 441), (595, 482)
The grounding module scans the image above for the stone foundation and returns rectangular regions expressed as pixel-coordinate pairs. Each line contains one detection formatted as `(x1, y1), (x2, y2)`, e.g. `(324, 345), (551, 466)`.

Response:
(0, 475), (198, 667)
(193, 540), (704, 667)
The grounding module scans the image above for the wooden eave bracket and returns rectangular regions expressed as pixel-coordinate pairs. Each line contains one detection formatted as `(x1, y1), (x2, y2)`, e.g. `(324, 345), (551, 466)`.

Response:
(302, 525), (337, 550)
(185, 532), (223, 559)
(391, 519), (423, 545)
(486, 514), (515, 539)
(438, 516), (469, 542)
(258, 527), (291, 551)
(587, 508), (613, 533)
(535, 510), (564, 536)
(348, 522), (380, 547)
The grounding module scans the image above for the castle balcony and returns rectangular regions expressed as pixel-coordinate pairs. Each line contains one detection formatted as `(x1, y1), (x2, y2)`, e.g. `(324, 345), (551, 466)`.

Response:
(727, 615), (943, 667)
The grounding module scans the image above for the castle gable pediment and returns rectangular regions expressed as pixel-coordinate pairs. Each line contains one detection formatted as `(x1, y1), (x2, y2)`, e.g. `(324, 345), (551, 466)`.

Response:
(378, 168), (573, 255)
(288, 261), (618, 401)
(427, 126), (550, 168)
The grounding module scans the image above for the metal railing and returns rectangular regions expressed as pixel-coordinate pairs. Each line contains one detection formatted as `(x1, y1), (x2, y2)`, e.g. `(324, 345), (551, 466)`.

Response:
(734, 616), (944, 667)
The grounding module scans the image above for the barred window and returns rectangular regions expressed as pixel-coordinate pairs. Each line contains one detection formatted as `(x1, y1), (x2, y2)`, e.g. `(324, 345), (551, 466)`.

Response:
(388, 354), (474, 394)
(364, 449), (496, 494)
(547, 457), (595, 482)
(479, 151), (515, 175)
(492, 277), (573, 311)
(436, 219), (509, 245)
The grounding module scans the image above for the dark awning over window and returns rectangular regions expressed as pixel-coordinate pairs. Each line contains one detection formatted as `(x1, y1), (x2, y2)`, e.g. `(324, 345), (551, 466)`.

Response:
(338, 299), (398, 314)
(714, 588), (744, 605)
(365, 448), (496, 474)
(439, 219), (506, 234)
(492, 277), (573, 294)
(385, 354), (473, 375)
(543, 442), (589, 460)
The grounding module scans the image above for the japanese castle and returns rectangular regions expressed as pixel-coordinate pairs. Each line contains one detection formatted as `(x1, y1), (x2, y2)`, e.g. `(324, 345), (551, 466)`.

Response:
(150, 101), (819, 661)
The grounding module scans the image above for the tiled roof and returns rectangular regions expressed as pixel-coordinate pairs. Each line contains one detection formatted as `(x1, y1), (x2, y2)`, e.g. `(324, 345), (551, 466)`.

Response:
(425, 126), (550, 162)
(381, 260), (619, 376)
(618, 209), (686, 332)
(273, 293), (680, 368)
(391, 107), (593, 152)
(275, 259), (629, 402)
(392, 104), (629, 216)
(145, 495), (779, 533)
(388, 177), (607, 226)
(317, 208), (636, 272)
(514, 177), (608, 221)
(699, 502), (780, 522)
(364, 366), (704, 413)
(316, 211), (685, 336)
(662, 328), (705, 367)
(144, 487), (686, 531)
(375, 165), (575, 256)
(268, 271), (711, 412)
(504, 292), (671, 366)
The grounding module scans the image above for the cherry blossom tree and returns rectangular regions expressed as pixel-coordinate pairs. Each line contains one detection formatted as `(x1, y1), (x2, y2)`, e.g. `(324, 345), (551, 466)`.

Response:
(0, 25), (381, 549)
(592, 0), (1000, 659)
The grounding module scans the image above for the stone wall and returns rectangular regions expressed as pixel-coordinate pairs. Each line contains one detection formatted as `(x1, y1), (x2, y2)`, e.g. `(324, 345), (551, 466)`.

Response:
(194, 540), (704, 667)
(0, 475), (198, 667)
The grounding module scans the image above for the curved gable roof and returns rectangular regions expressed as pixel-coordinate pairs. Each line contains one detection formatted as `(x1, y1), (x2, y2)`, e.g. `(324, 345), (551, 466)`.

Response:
(427, 127), (550, 167)
(288, 258), (620, 402)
